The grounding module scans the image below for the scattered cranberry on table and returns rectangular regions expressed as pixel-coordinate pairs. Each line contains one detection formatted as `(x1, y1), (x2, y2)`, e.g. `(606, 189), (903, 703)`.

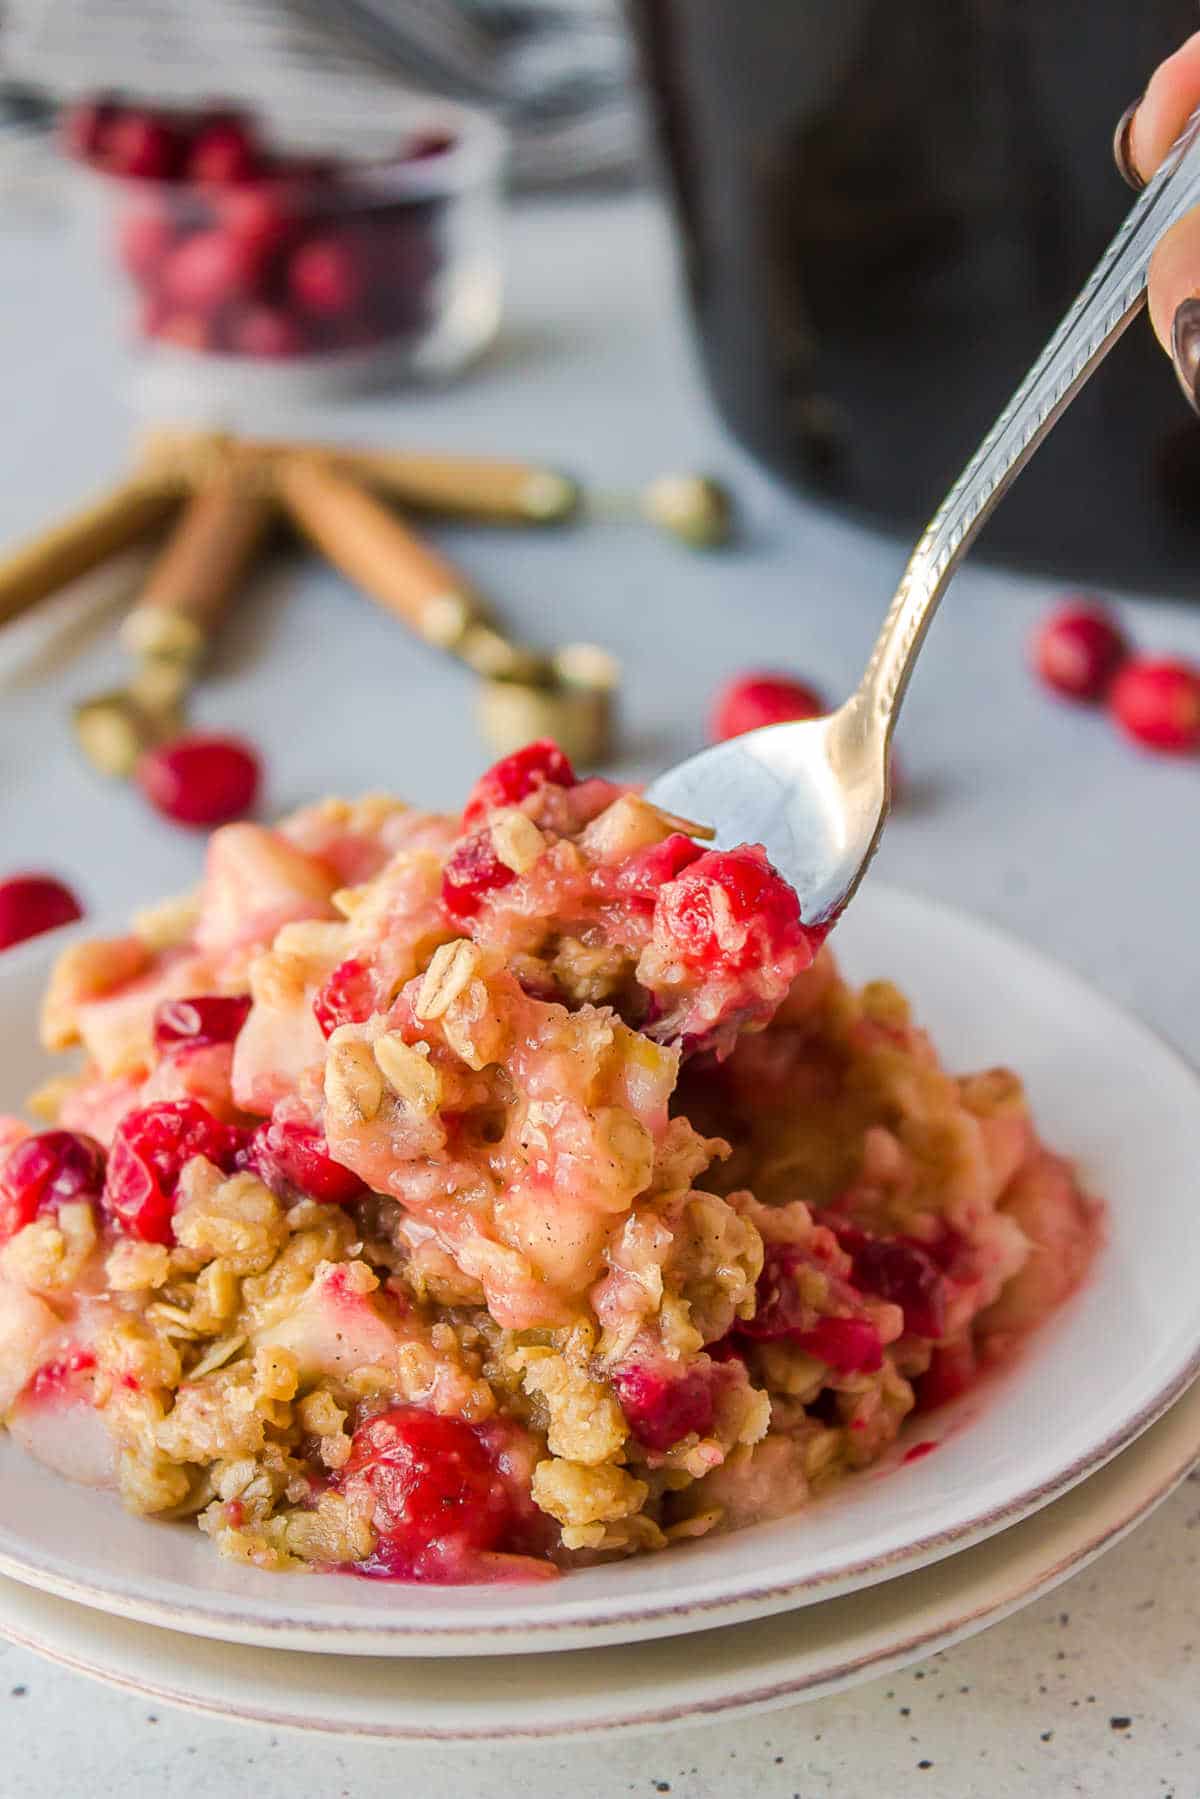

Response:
(1030, 600), (1129, 703)
(1109, 656), (1200, 755)
(1031, 595), (1200, 757)
(709, 671), (828, 742)
(0, 875), (83, 952)
(61, 96), (452, 363)
(135, 733), (261, 828)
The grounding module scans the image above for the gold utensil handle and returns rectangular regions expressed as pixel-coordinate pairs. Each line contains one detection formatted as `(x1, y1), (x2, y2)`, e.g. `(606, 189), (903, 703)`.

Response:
(122, 480), (275, 663)
(275, 456), (484, 647)
(0, 479), (179, 626)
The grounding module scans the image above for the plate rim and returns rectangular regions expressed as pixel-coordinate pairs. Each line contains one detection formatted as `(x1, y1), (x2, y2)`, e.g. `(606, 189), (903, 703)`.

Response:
(2, 883), (1200, 1653)
(1, 1374), (1198, 1740)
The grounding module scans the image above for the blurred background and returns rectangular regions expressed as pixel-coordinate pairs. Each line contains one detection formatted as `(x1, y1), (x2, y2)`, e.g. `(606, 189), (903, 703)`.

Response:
(0, 0), (1198, 582)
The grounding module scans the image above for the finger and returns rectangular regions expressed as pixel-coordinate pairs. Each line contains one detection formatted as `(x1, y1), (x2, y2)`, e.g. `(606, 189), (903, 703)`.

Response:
(1147, 205), (1200, 408)
(1125, 31), (1200, 182)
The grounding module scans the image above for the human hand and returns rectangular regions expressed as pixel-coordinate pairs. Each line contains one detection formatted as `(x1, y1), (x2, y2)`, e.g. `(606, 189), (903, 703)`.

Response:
(1115, 32), (1200, 411)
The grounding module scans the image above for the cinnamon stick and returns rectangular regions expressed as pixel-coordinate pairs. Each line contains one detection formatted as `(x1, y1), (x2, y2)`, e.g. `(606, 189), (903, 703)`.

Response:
(121, 478), (275, 665)
(0, 477), (180, 627)
(275, 456), (485, 648)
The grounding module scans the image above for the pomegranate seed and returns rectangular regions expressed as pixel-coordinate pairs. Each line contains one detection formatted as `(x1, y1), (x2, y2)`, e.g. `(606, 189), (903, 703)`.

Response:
(241, 1118), (365, 1206)
(0, 1130), (105, 1243)
(0, 875), (83, 951)
(710, 672), (827, 743)
(462, 741), (577, 829)
(228, 304), (304, 358)
(338, 1406), (516, 1581)
(441, 832), (517, 922)
(136, 734), (260, 828)
(652, 844), (808, 976)
(1109, 656), (1200, 754)
(611, 1363), (716, 1451)
(153, 994), (252, 1053)
(795, 1316), (884, 1374)
(287, 233), (368, 319)
(186, 118), (261, 187)
(1031, 601), (1128, 703)
(103, 110), (184, 180)
(916, 1337), (977, 1411)
(116, 203), (174, 284)
(103, 1101), (246, 1243)
(313, 958), (377, 1038)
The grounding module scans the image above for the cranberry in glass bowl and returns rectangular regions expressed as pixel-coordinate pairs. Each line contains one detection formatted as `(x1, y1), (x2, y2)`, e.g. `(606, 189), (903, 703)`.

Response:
(61, 96), (507, 405)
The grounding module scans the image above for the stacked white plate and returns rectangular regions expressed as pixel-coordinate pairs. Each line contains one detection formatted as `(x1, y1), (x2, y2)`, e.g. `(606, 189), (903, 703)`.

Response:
(3, 886), (1199, 1740)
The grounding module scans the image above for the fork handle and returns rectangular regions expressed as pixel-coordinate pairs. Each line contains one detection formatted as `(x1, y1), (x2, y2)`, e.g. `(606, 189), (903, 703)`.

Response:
(850, 103), (1200, 742)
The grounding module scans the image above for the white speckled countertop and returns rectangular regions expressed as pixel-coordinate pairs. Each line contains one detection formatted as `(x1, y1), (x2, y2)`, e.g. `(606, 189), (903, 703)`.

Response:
(1, 190), (1198, 1798)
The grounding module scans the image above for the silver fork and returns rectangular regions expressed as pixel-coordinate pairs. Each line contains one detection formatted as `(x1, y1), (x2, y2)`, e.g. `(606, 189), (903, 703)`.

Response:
(648, 107), (1200, 925)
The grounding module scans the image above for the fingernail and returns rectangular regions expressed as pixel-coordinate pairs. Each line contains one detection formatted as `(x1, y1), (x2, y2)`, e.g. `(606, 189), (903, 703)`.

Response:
(1113, 97), (1145, 191)
(1171, 298), (1200, 414)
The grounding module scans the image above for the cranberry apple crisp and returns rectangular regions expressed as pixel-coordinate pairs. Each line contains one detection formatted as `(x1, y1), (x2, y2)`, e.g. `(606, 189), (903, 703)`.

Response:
(0, 743), (1097, 1582)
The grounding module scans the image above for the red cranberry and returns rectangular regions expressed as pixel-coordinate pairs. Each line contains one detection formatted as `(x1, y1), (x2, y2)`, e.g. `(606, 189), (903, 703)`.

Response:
(0, 875), (83, 951)
(338, 1406), (515, 1581)
(737, 1245), (883, 1371)
(218, 184), (290, 254)
(162, 229), (262, 312)
(795, 1316), (884, 1375)
(103, 1101), (246, 1244)
(611, 1363), (716, 1452)
(915, 1337), (977, 1411)
(136, 734), (260, 828)
(151, 309), (215, 352)
(653, 844), (808, 976)
(153, 994), (252, 1053)
(1031, 601), (1128, 703)
(441, 832), (517, 922)
(0, 1130), (106, 1243)
(60, 99), (114, 164)
(738, 1243), (810, 1341)
(313, 958), (377, 1039)
(186, 117), (261, 187)
(616, 833), (705, 903)
(1109, 656), (1200, 754)
(710, 672), (827, 743)
(838, 1227), (948, 1341)
(104, 109), (184, 180)
(226, 304), (303, 358)
(117, 202), (175, 284)
(287, 233), (367, 320)
(462, 741), (577, 829)
(241, 1118), (365, 1206)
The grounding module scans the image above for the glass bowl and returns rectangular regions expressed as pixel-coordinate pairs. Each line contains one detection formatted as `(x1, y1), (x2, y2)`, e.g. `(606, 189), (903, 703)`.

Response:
(63, 96), (508, 411)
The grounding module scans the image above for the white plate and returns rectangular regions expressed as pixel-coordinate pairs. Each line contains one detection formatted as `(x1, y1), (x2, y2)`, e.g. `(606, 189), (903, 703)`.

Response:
(2, 885), (1200, 1656)
(3, 1375), (1198, 1741)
